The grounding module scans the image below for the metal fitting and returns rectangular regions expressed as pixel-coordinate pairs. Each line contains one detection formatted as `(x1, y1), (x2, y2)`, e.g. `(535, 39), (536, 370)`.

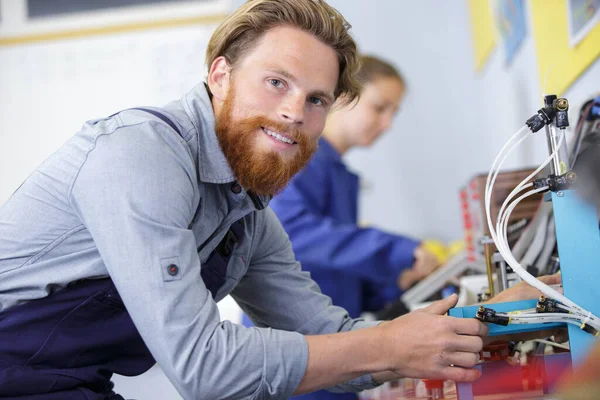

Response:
(556, 98), (569, 111)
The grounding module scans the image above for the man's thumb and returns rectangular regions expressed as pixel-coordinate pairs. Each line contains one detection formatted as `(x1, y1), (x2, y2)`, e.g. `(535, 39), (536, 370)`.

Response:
(422, 294), (459, 315)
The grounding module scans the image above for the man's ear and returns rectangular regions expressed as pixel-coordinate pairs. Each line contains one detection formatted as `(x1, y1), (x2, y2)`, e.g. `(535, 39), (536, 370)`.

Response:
(207, 56), (232, 102)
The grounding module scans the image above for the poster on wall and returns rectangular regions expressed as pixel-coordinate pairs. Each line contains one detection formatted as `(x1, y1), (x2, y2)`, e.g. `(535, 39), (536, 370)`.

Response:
(1, 0), (230, 46)
(567, 0), (600, 47)
(467, 0), (496, 71)
(494, 0), (527, 65)
(26, 0), (215, 19)
(531, 0), (600, 96)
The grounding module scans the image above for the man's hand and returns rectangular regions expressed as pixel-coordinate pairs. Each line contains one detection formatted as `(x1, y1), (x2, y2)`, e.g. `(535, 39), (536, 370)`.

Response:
(376, 294), (488, 382)
(485, 273), (562, 304)
(398, 246), (441, 290)
(481, 273), (565, 344)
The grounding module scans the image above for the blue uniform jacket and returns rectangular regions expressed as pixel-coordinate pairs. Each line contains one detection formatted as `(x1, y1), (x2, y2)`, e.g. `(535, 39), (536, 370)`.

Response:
(270, 138), (420, 400)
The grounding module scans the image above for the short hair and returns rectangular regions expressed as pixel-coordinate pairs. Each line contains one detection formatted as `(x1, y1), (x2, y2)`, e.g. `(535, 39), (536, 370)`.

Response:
(356, 55), (406, 87)
(206, 0), (361, 104)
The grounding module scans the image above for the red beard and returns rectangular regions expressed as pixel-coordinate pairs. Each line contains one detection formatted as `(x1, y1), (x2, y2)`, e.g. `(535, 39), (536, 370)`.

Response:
(215, 90), (318, 197)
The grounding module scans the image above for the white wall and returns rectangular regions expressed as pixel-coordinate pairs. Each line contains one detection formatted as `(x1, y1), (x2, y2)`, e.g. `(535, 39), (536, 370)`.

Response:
(0, 0), (229, 205)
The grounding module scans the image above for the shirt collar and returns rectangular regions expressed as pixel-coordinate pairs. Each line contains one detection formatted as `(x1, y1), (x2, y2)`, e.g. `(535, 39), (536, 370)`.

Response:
(181, 83), (271, 209)
(181, 82), (236, 184)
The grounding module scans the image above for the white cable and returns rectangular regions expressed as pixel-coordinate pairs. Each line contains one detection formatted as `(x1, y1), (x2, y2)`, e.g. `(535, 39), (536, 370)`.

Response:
(485, 126), (531, 243)
(583, 311), (592, 326)
(508, 314), (600, 331)
(494, 129), (567, 237)
(486, 125), (600, 333)
(497, 185), (600, 329)
(498, 194), (600, 330)
(484, 125), (530, 216)
(495, 183), (533, 239)
(501, 313), (590, 329)
(533, 339), (570, 351)
(492, 134), (563, 293)
(499, 188), (545, 258)
(497, 186), (575, 310)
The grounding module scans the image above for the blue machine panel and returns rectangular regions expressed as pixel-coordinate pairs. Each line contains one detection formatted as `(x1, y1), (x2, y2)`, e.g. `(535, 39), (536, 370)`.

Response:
(449, 299), (563, 336)
(551, 190), (600, 365)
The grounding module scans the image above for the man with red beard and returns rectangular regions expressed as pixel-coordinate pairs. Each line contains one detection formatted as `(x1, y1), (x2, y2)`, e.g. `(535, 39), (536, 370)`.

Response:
(0, 1), (489, 399)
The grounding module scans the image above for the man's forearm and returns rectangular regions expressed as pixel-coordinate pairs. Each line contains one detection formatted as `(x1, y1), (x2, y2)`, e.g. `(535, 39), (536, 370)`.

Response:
(294, 325), (388, 395)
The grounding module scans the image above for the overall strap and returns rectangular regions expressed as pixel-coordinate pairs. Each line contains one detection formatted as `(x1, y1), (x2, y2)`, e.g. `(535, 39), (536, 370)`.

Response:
(201, 219), (246, 298)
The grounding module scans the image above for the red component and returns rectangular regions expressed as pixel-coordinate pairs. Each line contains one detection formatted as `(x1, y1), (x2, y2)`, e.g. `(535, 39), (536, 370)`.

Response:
(422, 379), (444, 390)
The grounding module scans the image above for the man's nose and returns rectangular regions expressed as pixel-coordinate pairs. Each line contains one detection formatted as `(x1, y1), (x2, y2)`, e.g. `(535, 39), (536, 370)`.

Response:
(278, 94), (305, 125)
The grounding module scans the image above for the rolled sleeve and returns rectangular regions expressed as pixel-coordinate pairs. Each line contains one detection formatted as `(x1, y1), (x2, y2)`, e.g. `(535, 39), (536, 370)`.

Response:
(258, 328), (309, 399)
(232, 209), (385, 395)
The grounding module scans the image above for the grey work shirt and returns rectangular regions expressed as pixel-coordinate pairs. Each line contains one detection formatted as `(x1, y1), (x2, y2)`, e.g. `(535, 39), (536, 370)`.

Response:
(0, 83), (380, 399)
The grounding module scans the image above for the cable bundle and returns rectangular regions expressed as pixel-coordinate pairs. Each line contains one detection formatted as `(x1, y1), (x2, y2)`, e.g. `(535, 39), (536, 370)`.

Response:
(483, 125), (600, 334)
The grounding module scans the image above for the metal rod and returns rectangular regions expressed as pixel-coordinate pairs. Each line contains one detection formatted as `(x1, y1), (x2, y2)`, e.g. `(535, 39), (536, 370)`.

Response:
(483, 239), (495, 298)
(548, 125), (568, 175)
(545, 125), (555, 174)
(498, 260), (509, 292)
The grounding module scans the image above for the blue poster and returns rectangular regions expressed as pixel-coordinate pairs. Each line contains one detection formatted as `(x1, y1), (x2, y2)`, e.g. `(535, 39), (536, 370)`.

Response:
(495, 0), (527, 65)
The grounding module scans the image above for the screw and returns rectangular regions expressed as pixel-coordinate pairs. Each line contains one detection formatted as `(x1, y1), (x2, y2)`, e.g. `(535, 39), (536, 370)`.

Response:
(557, 191), (564, 197)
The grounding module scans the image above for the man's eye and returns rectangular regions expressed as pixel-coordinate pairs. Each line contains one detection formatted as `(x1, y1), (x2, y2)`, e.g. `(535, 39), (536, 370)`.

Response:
(309, 97), (324, 106)
(270, 79), (283, 87)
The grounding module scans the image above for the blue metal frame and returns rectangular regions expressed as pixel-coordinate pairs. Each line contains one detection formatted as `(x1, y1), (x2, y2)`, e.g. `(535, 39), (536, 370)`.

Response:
(450, 190), (600, 357)
(448, 299), (563, 336)
(450, 189), (600, 399)
(551, 189), (600, 364)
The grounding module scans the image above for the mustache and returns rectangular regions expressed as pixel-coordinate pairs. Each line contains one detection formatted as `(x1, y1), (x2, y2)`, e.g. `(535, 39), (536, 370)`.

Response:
(237, 115), (311, 146)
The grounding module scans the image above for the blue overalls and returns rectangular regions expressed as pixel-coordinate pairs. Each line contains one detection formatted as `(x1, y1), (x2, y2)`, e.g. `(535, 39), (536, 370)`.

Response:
(0, 108), (245, 399)
(244, 138), (420, 400)
(0, 219), (244, 399)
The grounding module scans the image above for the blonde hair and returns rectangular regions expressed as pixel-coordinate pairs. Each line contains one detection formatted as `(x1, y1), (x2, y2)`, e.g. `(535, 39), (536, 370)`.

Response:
(206, 0), (361, 104)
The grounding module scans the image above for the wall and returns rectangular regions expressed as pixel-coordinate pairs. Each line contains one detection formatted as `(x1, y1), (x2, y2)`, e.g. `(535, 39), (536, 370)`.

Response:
(320, 0), (600, 243)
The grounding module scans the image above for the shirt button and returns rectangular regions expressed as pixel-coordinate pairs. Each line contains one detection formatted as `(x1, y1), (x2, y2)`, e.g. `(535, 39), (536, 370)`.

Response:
(167, 264), (179, 276)
(231, 182), (242, 194)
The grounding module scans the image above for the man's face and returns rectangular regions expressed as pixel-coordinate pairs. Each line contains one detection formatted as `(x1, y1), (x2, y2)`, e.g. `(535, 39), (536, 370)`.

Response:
(212, 25), (339, 196)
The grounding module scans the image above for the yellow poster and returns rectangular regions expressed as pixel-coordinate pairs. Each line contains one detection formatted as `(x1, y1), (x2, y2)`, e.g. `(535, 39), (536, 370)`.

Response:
(467, 0), (497, 71)
(531, 0), (600, 95)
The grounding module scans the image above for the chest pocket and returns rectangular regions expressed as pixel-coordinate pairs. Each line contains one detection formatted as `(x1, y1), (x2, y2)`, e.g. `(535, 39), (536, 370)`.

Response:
(201, 219), (246, 298)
